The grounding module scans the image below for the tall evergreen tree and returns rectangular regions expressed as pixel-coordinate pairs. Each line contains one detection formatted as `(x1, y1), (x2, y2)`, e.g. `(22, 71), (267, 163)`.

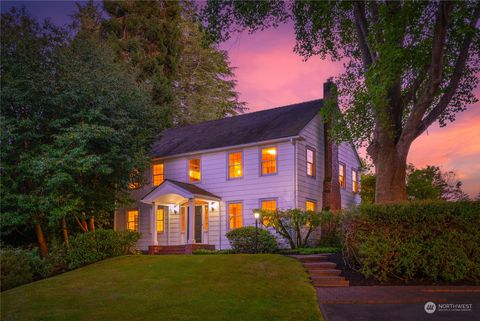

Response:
(102, 0), (182, 128)
(172, 2), (246, 126)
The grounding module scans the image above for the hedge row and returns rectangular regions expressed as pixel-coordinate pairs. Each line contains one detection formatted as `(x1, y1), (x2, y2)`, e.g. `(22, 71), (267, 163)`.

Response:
(343, 201), (480, 283)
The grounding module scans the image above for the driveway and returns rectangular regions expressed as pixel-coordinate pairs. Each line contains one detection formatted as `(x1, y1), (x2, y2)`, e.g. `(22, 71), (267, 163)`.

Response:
(317, 286), (480, 321)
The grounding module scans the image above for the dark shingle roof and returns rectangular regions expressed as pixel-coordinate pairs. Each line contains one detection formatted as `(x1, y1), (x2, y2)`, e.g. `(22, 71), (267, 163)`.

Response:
(141, 179), (220, 200)
(152, 99), (323, 157)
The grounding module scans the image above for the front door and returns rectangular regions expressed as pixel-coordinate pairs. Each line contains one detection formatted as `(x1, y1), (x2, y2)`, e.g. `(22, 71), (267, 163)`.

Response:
(194, 206), (202, 243)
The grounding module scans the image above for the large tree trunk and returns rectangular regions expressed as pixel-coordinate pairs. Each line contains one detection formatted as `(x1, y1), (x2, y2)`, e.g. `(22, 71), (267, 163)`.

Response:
(34, 214), (48, 258)
(373, 144), (409, 203)
(88, 216), (95, 233)
(62, 217), (70, 249)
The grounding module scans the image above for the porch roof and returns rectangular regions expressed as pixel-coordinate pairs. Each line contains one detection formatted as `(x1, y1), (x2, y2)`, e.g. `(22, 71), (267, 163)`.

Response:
(141, 179), (221, 204)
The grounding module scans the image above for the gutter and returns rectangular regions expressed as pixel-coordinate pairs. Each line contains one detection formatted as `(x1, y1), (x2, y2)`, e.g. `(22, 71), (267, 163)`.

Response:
(290, 136), (305, 209)
(153, 136), (301, 161)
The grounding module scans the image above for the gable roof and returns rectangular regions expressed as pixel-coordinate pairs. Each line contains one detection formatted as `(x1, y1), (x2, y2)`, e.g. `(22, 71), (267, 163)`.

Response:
(151, 99), (323, 158)
(141, 179), (220, 202)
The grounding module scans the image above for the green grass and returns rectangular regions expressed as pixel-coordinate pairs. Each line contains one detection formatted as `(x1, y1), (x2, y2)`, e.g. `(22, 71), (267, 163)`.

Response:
(1, 254), (322, 321)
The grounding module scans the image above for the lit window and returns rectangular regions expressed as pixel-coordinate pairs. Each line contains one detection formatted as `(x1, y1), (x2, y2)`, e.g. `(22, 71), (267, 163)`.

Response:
(352, 169), (359, 193)
(181, 207), (186, 233)
(127, 210), (139, 231)
(228, 152), (243, 178)
(153, 162), (164, 186)
(204, 205), (209, 231)
(157, 208), (164, 233)
(229, 203), (243, 229)
(189, 159), (201, 182)
(261, 147), (277, 175)
(339, 163), (346, 189)
(306, 200), (316, 212)
(306, 147), (315, 177)
(261, 199), (276, 226)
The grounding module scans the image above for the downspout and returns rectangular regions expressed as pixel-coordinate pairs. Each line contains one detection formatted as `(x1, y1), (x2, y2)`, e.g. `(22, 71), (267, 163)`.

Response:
(291, 137), (302, 209)
(219, 202), (222, 250)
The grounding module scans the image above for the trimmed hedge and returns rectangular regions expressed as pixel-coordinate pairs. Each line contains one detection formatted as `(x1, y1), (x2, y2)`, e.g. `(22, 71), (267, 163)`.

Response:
(66, 229), (140, 269)
(343, 201), (480, 283)
(226, 226), (278, 253)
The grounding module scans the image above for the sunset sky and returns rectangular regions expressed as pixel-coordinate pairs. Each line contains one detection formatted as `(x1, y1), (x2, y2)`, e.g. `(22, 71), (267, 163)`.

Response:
(2, 1), (479, 197)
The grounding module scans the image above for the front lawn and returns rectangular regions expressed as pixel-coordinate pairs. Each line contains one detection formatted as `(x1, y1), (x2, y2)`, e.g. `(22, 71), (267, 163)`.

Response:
(1, 254), (322, 321)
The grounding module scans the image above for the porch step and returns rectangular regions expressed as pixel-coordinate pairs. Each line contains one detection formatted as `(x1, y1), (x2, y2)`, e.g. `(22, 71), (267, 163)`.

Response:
(148, 244), (215, 255)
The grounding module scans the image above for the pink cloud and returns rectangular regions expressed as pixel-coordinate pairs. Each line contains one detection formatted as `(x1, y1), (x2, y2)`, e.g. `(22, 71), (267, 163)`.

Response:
(222, 25), (480, 198)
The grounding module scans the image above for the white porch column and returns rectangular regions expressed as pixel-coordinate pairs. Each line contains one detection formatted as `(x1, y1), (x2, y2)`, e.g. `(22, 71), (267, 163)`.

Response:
(151, 202), (158, 246)
(188, 198), (195, 244)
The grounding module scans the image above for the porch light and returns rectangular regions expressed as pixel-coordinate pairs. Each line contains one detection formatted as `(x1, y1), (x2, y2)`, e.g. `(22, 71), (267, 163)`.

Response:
(254, 212), (260, 220)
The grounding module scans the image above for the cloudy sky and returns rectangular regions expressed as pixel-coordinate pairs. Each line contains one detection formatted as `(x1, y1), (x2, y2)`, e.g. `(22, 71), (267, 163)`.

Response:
(2, 1), (479, 197)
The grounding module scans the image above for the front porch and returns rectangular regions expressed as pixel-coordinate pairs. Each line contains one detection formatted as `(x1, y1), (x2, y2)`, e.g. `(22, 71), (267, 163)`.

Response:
(141, 179), (221, 254)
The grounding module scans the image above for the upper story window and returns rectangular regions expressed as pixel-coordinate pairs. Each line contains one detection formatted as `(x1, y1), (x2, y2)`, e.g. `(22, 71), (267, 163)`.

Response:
(127, 210), (139, 231)
(228, 151), (243, 179)
(228, 202), (243, 229)
(157, 207), (164, 233)
(352, 169), (359, 193)
(261, 147), (277, 175)
(153, 161), (164, 186)
(189, 158), (201, 182)
(339, 163), (346, 189)
(128, 169), (141, 190)
(306, 200), (316, 212)
(306, 147), (316, 177)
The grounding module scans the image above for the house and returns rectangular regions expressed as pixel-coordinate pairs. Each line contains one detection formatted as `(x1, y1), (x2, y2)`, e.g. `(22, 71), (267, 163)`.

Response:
(114, 81), (361, 252)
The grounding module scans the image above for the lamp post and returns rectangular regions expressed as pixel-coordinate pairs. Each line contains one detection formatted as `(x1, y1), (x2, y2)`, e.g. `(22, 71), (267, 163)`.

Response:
(254, 212), (260, 254)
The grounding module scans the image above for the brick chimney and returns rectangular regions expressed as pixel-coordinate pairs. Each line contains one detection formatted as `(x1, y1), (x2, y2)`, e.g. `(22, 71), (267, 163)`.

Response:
(322, 79), (342, 211)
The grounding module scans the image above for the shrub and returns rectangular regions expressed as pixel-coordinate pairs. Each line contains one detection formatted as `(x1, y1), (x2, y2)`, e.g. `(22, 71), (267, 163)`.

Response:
(66, 229), (140, 269)
(259, 209), (321, 248)
(192, 249), (235, 255)
(343, 201), (480, 283)
(226, 226), (278, 253)
(1, 247), (32, 291)
(278, 247), (341, 255)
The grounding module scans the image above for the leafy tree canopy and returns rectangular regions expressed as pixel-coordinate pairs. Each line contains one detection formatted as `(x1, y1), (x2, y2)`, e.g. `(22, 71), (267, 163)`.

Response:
(203, 1), (480, 203)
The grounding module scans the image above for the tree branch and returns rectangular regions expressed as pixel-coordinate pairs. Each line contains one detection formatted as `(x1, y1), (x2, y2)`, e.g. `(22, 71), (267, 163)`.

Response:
(353, 1), (375, 69)
(399, 2), (454, 148)
(415, 5), (480, 139)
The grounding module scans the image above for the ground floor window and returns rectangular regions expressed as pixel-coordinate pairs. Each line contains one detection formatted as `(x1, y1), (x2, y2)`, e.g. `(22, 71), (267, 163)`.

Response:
(260, 199), (277, 226)
(228, 202), (243, 229)
(306, 200), (316, 212)
(204, 205), (209, 231)
(127, 210), (139, 231)
(181, 207), (186, 233)
(157, 208), (164, 233)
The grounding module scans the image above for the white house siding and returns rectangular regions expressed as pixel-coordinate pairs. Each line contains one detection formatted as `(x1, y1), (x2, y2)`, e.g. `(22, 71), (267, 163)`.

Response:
(297, 114), (325, 211)
(162, 140), (296, 249)
(338, 142), (362, 208)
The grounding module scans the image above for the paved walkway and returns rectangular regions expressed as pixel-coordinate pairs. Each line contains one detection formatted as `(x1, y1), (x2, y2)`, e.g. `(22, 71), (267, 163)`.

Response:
(318, 286), (480, 321)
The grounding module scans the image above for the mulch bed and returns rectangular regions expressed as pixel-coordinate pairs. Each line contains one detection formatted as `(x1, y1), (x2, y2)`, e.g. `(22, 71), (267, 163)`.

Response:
(328, 253), (476, 286)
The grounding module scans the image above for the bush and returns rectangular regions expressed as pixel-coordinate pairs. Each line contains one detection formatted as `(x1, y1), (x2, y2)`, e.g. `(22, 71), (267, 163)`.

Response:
(226, 226), (278, 253)
(343, 201), (480, 283)
(1, 247), (32, 291)
(66, 229), (140, 269)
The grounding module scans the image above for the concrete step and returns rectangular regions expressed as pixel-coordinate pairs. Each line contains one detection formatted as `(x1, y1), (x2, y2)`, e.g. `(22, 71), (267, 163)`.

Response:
(304, 262), (336, 269)
(311, 275), (345, 282)
(308, 269), (342, 276)
(294, 255), (330, 263)
(312, 279), (350, 287)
